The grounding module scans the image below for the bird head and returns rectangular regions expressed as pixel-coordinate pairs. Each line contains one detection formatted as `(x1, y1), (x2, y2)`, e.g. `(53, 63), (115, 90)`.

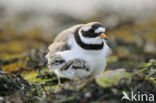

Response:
(76, 22), (111, 50)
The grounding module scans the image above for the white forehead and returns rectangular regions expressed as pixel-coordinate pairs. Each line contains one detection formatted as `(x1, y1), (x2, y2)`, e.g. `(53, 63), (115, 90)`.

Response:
(95, 27), (105, 33)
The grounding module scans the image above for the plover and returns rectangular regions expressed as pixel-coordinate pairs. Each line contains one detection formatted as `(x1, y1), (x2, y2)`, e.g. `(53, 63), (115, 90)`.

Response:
(46, 22), (111, 85)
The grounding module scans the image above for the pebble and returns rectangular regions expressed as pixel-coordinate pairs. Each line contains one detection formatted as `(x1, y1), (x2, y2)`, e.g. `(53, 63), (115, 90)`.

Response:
(0, 97), (4, 102)
(85, 92), (91, 98)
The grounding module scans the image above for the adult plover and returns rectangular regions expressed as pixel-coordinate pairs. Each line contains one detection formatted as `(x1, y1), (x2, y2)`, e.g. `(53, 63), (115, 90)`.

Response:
(46, 22), (111, 85)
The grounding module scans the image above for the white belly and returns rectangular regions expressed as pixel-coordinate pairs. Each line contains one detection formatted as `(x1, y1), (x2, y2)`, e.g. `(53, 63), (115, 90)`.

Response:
(56, 36), (110, 77)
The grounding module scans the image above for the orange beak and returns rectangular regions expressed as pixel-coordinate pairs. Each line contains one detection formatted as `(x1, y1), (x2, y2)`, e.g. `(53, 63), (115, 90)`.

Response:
(100, 33), (107, 39)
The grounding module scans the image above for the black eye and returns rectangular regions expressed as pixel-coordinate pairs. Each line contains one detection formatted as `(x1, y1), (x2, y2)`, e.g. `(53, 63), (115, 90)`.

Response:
(88, 29), (94, 33)
(81, 30), (85, 33)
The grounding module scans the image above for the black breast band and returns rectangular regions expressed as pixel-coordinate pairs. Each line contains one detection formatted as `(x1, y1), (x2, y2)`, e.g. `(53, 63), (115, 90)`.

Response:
(74, 27), (104, 50)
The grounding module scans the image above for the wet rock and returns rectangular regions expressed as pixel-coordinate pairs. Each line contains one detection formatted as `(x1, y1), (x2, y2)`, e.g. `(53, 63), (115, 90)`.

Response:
(129, 75), (156, 94)
(0, 72), (30, 96)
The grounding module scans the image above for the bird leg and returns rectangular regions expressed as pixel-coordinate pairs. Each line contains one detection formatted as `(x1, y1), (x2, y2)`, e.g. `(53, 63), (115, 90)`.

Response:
(57, 76), (64, 86)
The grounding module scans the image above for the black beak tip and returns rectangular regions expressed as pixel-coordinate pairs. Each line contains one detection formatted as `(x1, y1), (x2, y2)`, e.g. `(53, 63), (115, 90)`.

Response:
(104, 37), (109, 40)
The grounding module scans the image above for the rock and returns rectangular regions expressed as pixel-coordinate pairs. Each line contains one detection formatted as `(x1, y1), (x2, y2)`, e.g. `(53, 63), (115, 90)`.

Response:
(0, 96), (4, 102)
(0, 72), (30, 96)
(95, 68), (132, 88)
(84, 92), (91, 98)
(144, 42), (156, 54)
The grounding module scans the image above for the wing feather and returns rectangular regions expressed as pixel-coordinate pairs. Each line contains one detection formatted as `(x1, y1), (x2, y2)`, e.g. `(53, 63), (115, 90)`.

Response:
(46, 24), (83, 66)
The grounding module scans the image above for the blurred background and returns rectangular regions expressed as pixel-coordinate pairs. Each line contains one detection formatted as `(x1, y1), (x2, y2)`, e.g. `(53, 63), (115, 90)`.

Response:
(0, 0), (156, 103)
(0, 0), (156, 58)
(0, 0), (156, 60)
